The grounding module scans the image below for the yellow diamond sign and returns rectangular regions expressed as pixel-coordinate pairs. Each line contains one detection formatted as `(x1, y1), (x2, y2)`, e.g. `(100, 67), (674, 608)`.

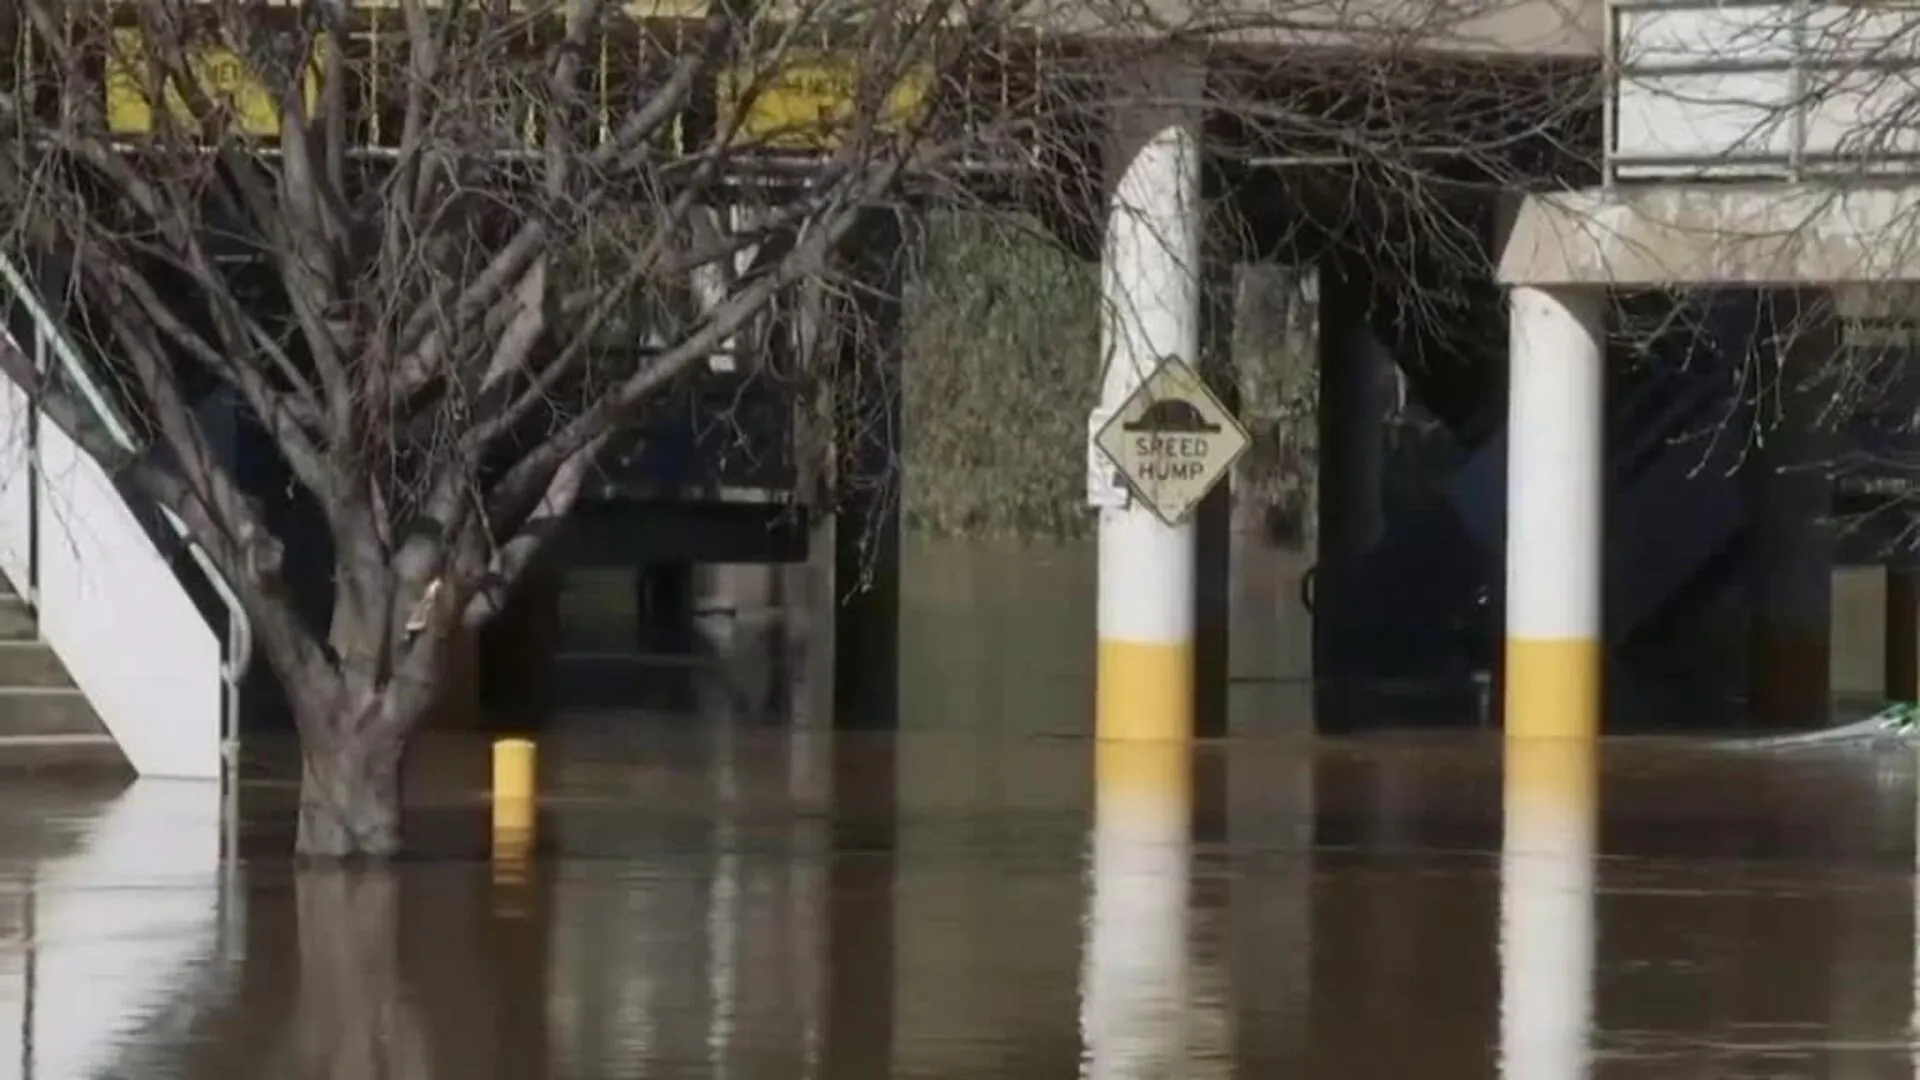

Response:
(1093, 356), (1250, 526)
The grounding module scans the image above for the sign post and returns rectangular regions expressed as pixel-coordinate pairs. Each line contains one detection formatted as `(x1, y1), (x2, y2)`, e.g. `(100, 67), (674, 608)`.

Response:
(1093, 355), (1250, 526)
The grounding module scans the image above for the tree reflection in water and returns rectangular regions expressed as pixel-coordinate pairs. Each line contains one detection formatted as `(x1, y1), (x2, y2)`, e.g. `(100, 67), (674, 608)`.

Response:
(285, 870), (432, 1080)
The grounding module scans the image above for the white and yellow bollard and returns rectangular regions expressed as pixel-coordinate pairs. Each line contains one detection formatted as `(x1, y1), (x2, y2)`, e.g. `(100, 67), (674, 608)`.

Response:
(1499, 739), (1599, 1080)
(1095, 70), (1205, 744)
(1082, 742), (1194, 1078)
(1504, 286), (1606, 741)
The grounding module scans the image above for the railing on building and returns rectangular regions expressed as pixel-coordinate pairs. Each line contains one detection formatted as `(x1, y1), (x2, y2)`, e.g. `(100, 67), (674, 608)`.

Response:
(1608, 0), (1920, 183)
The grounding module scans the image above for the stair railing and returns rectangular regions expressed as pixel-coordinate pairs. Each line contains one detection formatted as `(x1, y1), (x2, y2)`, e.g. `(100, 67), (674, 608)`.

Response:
(0, 250), (252, 779)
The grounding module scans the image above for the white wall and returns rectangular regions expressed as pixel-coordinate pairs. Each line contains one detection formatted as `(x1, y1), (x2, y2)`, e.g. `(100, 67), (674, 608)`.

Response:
(0, 368), (33, 597)
(33, 420), (222, 778)
(0, 289), (225, 779)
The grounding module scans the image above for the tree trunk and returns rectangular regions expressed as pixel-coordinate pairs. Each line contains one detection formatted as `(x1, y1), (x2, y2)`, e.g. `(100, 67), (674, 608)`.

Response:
(297, 706), (411, 859)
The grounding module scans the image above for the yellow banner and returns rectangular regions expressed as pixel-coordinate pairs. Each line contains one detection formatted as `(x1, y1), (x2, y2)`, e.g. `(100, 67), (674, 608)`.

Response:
(720, 51), (931, 151)
(106, 28), (320, 138)
(96, 23), (930, 155)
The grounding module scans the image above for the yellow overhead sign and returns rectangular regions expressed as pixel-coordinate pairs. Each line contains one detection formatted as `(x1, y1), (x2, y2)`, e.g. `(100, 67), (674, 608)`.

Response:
(105, 28), (320, 138)
(89, 19), (935, 155)
(721, 50), (931, 150)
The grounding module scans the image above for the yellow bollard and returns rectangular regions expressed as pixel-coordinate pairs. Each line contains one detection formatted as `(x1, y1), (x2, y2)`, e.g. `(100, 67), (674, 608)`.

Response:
(491, 738), (537, 907)
(493, 737), (537, 804)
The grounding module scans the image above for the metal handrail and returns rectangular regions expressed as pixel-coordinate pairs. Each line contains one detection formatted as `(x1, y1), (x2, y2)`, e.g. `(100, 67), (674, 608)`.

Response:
(0, 251), (254, 748)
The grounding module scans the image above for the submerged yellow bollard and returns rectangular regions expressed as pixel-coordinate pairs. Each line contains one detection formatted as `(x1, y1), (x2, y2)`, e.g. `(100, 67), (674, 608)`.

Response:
(491, 738), (537, 880)
(492, 737), (537, 805)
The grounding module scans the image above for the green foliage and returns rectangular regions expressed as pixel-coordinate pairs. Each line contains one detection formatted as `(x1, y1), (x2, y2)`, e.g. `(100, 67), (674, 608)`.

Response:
(901, 212), (1322, 542)
(902, 212), (1101, 539)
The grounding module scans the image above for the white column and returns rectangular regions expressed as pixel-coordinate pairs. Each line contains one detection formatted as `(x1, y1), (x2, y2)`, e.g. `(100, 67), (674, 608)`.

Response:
(1499, 740), (1598, 1080)
(1097, 67), (1205, 742)
(1082, 744), (1193, 1079)
(1505, 286), (1606, 741)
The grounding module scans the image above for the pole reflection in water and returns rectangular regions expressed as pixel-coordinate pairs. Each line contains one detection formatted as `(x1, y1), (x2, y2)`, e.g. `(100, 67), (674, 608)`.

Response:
(1081, 742), (1193, 1080)
(1499, 740), (1598, 1080)
(706, 720), (743, 1080)
(1228, 742), (1313, 1075)
(821, 734), (898, 1079)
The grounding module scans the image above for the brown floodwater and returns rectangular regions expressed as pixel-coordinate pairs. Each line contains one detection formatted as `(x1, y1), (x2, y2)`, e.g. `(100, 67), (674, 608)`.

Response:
(2, 538), (1919, 1078)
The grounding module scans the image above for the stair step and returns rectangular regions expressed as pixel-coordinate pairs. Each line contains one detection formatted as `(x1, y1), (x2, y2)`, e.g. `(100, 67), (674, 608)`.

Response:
(0, 687), (107, 739)
(0, 734), (128, 773)
(0, 596), (34, 642)
(0, 641), (73, 688)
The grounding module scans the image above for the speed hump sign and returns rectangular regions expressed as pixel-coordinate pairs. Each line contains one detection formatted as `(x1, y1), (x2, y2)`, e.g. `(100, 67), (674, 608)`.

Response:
(1092, 355), (1250, 526)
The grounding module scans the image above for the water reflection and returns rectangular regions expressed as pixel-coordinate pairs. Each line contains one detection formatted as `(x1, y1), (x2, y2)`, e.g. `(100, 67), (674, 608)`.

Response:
(1499, 741), (1597, 1080)
(1080, 744), (1194, 1080)
(17, 732), (1920, 1076)
(286, 871), (431, 1078)
(4, 779), (233, 1080)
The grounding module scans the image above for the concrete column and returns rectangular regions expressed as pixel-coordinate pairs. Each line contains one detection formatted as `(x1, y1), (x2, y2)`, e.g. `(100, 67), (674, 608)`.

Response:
(423, 625), (482, 730)
(631, 561), (697, 714)
(1316, 259), (1390, 584)
(1082, 743), (1193, 1078)
(1191, 241), (1236, 739)
(478, 565), (560, 730)
(831, 207), (906, 731)
(1499, 739), (1598, 1080)
(699, 562), (789, 720)
(1744, 290), (1836, 729)
(635, 563), (695, 656)
(1504, 286), (1605, 741)
(1313, 258), (1393, 728)
(1096, 65), (1205, 743)
(1887, 565), (1920, 704)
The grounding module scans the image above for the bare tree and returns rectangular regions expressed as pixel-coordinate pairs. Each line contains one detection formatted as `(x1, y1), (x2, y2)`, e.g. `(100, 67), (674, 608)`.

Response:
(0, 0), (973, 856)
(0, 0), (1597, 857)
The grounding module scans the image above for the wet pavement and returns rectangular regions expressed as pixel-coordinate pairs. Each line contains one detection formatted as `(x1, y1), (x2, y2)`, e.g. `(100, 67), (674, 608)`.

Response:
(0, 732), (1918, 1077)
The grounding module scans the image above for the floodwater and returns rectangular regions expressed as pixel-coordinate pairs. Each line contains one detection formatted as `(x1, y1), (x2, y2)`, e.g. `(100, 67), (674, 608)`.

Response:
(3, 539), (1920, 1078)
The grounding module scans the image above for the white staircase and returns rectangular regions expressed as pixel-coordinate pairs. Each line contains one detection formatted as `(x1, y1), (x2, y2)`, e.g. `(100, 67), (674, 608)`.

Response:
(0, 253), (251, 780)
